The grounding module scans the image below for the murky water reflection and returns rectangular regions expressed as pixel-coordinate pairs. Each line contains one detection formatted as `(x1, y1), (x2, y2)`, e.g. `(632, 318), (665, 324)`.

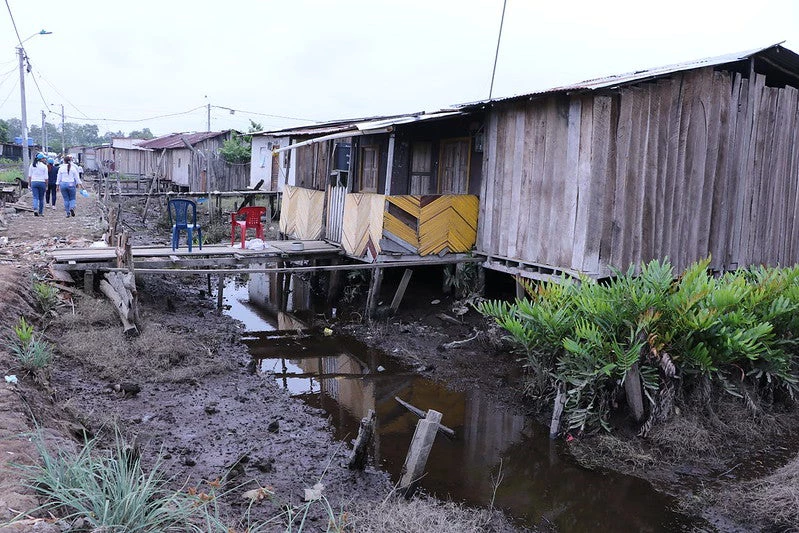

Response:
(220, 276), (699, 531)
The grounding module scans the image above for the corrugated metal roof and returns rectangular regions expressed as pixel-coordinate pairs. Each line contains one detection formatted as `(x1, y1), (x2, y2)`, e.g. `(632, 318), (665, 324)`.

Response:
(255, 110), (462, 137)
(135, 131), (229, 150)
(459, 43), (798, 108)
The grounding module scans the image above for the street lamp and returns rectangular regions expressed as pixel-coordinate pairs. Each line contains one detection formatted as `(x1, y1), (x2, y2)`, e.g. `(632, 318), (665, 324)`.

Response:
(17, 30), (52, 174)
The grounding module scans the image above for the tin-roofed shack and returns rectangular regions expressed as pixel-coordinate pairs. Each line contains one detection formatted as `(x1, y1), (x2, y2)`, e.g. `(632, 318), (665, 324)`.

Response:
(137, 130), (249, 192)
(467, 43), (799, 279)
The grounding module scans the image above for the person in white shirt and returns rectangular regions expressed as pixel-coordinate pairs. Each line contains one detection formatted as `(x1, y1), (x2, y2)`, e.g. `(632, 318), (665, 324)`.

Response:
(56, 155), (85, 218)
(27, 152), (49, 216)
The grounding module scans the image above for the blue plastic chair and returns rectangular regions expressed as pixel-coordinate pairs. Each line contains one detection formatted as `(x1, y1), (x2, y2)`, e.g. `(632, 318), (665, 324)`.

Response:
(167, 199), (203, 252)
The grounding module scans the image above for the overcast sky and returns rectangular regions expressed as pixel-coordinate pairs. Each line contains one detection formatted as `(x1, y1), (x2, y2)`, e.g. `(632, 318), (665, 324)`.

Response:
(1, 0), (798, 137)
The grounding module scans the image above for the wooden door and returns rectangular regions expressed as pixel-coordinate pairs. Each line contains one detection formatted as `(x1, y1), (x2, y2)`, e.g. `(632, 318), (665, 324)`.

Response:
(438, 138), (470, 194)
(410, 142), (433, 195)
(360, 146), (378, 193)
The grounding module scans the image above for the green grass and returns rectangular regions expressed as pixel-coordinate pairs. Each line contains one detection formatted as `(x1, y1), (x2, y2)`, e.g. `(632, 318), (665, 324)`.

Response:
(0, 166), (22, 183)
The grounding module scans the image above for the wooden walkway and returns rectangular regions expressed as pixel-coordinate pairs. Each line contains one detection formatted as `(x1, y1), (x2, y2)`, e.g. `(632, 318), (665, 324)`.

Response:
(49, 241), (343, 272)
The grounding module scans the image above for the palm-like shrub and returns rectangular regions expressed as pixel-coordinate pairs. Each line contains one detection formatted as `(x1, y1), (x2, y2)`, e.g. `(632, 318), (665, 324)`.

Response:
(477, 259), (799, 435)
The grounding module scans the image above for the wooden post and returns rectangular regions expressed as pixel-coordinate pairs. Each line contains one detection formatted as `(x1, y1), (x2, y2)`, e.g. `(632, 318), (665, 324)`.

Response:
(399, 409), (442, 497)
(395, 396), (456, 438)
(515, 276), (526, 300)
(390, 269), (413, 314)
(217, 274), (225, 314)
(347, 409), (375, 470)
(366, 267), (383, 319)
(549, 384), (567, 439)
(327, 258), (342, 307)
(625, 362), (645, 423)
(83, 270), (94, 295)
(206, 273), (212, 296)
(477, 264), (486, 295)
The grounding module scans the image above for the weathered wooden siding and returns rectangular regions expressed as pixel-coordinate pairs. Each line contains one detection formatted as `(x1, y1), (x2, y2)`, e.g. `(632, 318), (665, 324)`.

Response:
(479, 66), (799, 276)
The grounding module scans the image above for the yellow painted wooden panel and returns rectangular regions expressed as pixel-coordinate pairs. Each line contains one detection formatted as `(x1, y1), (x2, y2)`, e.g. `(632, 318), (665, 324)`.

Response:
(279, 185), (325, 240)
(386, 195), (422, 217)
(384, 212), (420, 249)
(342, 193), (385, 257)
(418, 195), (479, 255)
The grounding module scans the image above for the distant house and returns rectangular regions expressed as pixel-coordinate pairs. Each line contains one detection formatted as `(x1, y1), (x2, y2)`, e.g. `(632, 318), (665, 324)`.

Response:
(137, 130), (249, 191)
(0, 142), (24, 161)
(92, 138), (154, 177)
(463, 42), (799, 279)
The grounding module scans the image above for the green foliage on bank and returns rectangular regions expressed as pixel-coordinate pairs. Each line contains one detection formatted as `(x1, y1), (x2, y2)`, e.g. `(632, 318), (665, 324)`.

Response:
(477, 259), (799, 435)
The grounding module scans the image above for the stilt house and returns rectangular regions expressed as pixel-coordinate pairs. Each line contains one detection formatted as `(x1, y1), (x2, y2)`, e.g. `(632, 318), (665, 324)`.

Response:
(465, 43), (799, 279)
(93, 138), (154, 177)
(261, 111), (483, 261)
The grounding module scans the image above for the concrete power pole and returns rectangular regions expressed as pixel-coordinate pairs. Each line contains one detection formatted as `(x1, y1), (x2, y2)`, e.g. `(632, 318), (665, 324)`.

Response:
(42, 110), (47, 152)
(18, 47), (29, 174)
(61, 104), (65, 156)
(207, 103), (211, 132)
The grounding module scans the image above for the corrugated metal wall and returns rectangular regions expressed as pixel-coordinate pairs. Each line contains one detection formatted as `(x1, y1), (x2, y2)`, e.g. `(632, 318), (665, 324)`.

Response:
(479, 66), (799, 276)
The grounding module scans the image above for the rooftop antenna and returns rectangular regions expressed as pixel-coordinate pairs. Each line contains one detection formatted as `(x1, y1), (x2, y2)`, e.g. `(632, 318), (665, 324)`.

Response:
(489, 0), (508, 100)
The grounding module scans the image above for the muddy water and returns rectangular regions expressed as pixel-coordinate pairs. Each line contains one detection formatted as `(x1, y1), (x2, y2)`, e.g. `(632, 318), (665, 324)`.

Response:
(220, 277), (698, 531)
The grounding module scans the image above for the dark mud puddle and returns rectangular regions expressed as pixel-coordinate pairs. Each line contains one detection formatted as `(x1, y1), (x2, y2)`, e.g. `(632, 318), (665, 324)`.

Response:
(220, 277), (700, 532)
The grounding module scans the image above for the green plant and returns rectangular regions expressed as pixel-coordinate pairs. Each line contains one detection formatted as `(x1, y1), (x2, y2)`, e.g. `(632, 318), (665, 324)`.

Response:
(10, 317), (53, 372)
(477, 259), (799, 436)
(33, 281), (59, 313)
(0, 166), (23, 183)
(15, 431), (200, 532)
(443, 261), (481, 298)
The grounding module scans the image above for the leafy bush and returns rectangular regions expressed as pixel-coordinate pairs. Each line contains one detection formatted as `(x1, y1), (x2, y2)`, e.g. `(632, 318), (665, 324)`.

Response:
(219, 134), (251, 164)
(477, 259), (799, 435)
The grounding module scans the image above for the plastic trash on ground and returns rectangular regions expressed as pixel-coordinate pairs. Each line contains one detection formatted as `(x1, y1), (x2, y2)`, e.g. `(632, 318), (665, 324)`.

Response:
(79, 189), (90, 198)
(246, 238), (266, 250)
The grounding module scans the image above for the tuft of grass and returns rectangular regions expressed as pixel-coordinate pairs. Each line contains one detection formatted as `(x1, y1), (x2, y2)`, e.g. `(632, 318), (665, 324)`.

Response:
(714, 453), (799, 531)
(33, 281), (59, 314)
(9, 316), (53, 371)
(14, 431), (200, 532)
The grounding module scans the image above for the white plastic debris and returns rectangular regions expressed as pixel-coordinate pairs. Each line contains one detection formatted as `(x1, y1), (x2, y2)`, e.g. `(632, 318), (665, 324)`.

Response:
(4, 375), (18, 384)
(431, 299), (441, 305)
(303, 482), (325, 502)
(245, 238), (266, 250)
(89, 240), (108, 248)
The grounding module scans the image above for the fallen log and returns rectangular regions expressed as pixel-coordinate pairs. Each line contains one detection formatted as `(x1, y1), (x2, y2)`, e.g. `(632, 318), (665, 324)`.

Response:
(99, 278), (138, 336)
(394, 396), (456, 439)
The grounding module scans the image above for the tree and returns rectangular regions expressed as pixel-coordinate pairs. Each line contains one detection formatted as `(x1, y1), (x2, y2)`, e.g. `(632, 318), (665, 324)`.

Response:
(128, 128), (154, 140)
(0, 119), (10, 143)
(219, 133), (250, 164)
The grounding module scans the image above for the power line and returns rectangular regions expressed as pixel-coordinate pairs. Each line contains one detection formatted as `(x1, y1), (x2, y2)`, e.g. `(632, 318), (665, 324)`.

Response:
(211, 104), (318, 123)
(28, 67), (51, 114)
(63, 105), (206, 124)
(489, 0), (508, 100)
(0, 78), (17, 108)
(4, 0), (24, 49)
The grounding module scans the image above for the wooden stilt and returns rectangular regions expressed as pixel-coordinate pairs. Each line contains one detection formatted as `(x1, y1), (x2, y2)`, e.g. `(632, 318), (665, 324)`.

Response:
(83, 270), (94, 295)
(390, 269), (414, 314)
(366, 267), (384, 319)
(347, 409), (376, 470)
(477, 264), (486, 295)
(217, 274), (224, 314)
(399, 409), (442, 497)
(206, 273), (212, 295)
(327, 258), (342, 306)
(515, 276), (526, 300)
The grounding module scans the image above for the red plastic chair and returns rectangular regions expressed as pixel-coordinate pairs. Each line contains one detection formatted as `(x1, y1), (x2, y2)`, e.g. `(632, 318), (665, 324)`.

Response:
(231, 206), (266, 248)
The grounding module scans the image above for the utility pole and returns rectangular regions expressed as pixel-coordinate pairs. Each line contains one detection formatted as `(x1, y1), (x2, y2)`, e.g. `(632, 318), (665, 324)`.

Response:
(61, 104), (65, 156)
(18, 47), (29, 175)
(207, 103), (211, 132)
(42, 110), (47, 152)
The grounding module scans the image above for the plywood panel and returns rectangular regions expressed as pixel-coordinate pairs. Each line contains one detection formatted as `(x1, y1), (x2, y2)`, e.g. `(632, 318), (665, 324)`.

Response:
(279, 185), (325, 240)
(341, 193), (385, 258)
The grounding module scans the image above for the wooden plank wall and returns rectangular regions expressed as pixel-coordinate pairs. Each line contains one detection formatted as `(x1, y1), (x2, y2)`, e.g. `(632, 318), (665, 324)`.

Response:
(479, 66), (799, 276)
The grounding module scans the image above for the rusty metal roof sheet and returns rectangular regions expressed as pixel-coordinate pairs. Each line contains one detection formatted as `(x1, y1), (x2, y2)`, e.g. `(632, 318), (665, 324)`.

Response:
(135, 131), (229, 150)
(459, 43), (798, 108)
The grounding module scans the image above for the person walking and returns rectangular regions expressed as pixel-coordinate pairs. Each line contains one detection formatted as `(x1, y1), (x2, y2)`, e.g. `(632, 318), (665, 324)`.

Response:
(27, 152), (48, 217)
(45, 157), (59, 210)
(56, 155), (84, 218)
